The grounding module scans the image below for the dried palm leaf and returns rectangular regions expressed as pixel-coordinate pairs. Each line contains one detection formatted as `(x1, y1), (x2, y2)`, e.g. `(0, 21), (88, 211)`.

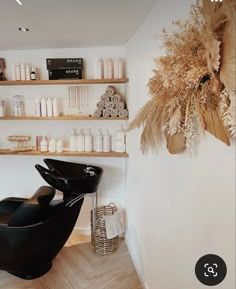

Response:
(165, 132), (186, 154)
(203, 107), (230, 145)
(168, 106), (181, 135)
(220, 21), (236, 92)
(202, 0), (228, 37)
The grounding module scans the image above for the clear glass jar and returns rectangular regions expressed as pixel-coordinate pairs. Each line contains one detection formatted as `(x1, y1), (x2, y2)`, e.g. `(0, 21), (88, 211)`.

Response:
(12, 95), (25, 116)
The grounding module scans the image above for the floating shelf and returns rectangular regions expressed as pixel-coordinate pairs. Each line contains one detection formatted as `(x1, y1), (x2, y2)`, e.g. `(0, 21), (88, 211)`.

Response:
(0, 149), (129, 158)
(0, 116), (128, 121)
(0, 78), (129, 86)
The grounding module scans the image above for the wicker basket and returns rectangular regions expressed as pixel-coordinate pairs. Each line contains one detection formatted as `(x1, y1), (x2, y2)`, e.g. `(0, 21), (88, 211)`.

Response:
(90, 203), (120, 256)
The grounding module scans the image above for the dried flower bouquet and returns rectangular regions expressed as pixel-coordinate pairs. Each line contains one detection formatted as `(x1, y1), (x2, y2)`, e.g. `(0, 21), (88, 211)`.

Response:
(129, 0), (236, 154)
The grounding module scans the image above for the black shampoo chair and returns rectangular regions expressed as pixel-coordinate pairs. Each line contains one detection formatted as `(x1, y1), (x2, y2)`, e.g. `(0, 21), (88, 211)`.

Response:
(0, 159), (103, 280)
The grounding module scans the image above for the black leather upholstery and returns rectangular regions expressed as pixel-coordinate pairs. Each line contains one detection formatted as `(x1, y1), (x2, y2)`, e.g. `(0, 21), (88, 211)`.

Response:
(0, 159), (103, 280)
(0, 186), (83, 279)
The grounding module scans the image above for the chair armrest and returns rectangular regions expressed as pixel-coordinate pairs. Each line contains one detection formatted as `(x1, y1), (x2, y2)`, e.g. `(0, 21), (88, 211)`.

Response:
(0, 198), (25, 215)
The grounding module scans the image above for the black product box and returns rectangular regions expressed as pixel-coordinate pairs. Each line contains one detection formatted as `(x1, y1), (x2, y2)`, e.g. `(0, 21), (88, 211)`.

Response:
(48, 69), (83, 80)
(46, 58), (83, 70)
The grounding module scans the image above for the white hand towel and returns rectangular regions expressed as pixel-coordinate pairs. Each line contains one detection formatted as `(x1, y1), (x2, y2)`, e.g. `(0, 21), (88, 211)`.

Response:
(103, 211), (125, 239)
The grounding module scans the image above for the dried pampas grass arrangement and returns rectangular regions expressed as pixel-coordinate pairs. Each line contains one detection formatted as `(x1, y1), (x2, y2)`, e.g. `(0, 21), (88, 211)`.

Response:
(129, 0), (236, 154)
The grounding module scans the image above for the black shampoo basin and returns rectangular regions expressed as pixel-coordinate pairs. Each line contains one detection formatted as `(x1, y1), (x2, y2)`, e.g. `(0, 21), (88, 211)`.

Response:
(35, 159), (103, 195)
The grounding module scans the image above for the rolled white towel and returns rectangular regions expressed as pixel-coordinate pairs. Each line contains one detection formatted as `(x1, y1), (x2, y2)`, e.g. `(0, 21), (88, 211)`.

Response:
(103, 108), (111, 117)
(101, 94), (110, 103)
(105, 85), (116, 97)
(119, 109), (128, 117)
(93, 109), (102, 117)
(110, 108), (119, 117)
(116, 101), (125, 111)
(111, 93), (121, 103)
(97, 100), (105, 110)
(105, 101), (115, 110)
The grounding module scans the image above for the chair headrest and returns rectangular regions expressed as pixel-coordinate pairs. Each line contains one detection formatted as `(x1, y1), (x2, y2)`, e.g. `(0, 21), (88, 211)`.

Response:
(8, 186), (56, 226)
(31, 186), (56, 206)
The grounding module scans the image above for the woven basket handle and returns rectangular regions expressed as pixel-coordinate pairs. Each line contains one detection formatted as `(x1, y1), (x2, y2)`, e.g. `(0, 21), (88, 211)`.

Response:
(108, 202), (117, 209)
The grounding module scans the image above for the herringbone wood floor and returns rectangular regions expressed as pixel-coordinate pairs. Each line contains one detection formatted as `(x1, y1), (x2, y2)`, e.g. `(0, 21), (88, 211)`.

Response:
(0, 231), (143, 289)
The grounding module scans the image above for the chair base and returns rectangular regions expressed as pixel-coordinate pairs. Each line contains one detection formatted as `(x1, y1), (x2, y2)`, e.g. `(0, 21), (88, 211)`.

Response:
(8, 262), (52, 280)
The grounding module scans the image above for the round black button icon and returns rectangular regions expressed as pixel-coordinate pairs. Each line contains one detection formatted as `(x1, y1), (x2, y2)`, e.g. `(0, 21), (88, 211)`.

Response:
(195, 254), (227, 286)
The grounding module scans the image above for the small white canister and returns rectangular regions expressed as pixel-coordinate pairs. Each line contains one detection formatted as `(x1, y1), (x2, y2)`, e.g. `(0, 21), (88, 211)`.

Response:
(0, 100), (6, 117)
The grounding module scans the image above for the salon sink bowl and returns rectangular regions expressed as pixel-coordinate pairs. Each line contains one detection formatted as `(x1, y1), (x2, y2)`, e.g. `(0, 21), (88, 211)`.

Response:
(35, 159), (103, 196)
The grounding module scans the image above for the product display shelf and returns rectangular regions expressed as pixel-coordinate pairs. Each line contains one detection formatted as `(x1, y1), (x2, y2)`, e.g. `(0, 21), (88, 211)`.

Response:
(0, 116), (128, 120)
(0, 149), (129, 158)
(0, 78), (129, 86)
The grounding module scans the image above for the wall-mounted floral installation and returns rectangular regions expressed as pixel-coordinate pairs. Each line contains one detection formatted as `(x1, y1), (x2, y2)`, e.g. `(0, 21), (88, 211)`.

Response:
(129, 0), (235, 154)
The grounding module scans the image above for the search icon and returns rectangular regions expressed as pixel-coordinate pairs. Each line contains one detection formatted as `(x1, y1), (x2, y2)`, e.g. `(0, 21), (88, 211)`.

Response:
(207, 267), (215, 274)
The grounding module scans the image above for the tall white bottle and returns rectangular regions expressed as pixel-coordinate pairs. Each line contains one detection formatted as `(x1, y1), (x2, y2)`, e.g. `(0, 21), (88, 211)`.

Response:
(95, 58), (103, 79)
(77, 129), (85, 152)
(15, 64), (21, 80)
(104, 58), (113, 79)
(95, 129), (103, 152)
(52, 98), (58, 117)
(25, 65), (31, 80)
(47, 98), (53, 117)
(115, 125), (126, 152)
(35, 98), (41, 116)
(85, 129), (93, 152)
(20, 64), (26, 80)
(41, 98), (47, 117)
(103, 129), (111, 152)
(69, 129), (77, 152)
(114, 57), (123, 79)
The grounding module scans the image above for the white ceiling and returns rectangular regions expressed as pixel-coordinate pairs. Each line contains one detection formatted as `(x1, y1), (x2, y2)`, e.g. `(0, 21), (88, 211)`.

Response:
(0, 0), (158, 51)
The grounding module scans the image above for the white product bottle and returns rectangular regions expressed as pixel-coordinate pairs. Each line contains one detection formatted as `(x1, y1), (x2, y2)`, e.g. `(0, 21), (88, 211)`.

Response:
(35, 98), (41, 116)
(115, 125), (126, 152)
(115, 126), (126, 153)
(12, 65), (16, 80)
(48, 139), (56, 153)
(25, 65), (31, 80)
(56, 139), (64, 153)
(69, 129), (77, 152)
(20, 64), (26, 80)
(0, 100), (5, 117)
(85, 129), (93, 152)
(52, 98), (58, 117)
(114, 57), (123, 79)
(113, 58), (119, 79)
(103, 129), (111, 152)
(95, 129), (103, 152)
(41, 98), (47, 117)
(40, 136), (48, 152)
(77, 129), (85, 152)
(47, 98), (53, 117)
(95, 58), (103, 79)
(15, 64), (21, 81)
(104, 58), (113, 79)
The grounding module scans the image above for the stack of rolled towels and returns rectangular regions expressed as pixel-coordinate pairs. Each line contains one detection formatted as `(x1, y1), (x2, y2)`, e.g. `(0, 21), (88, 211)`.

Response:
(94, 86), (128, 118)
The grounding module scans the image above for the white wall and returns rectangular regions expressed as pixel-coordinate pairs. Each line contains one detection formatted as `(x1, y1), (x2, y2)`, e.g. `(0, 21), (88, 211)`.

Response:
(125, 1), (235, 289)
(0, 46), (127, 231)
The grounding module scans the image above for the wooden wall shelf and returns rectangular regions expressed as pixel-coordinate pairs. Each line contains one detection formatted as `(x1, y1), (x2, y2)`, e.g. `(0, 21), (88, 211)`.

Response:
(0, 116), (128, 121)
(0, 78), (129, 86)
(0, 149), (129, 158)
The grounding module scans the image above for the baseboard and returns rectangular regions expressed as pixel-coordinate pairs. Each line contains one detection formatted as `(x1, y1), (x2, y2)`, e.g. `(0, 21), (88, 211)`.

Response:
(125, 236), (149, 289)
